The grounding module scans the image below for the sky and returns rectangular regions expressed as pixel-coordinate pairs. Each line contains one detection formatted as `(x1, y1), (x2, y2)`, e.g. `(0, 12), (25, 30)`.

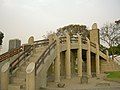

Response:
(0, 0), (120, 53)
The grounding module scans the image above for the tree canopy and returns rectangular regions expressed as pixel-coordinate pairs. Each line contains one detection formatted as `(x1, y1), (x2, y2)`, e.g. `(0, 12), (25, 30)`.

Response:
(57, 24), (90, 39)
(108, 44), (120, 55)
(100, 22), (120, 58)
(0, 31), (4, 45)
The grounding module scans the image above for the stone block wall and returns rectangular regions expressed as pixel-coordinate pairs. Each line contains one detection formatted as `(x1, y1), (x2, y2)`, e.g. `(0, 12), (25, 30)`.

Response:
(100, 60), (120, 73)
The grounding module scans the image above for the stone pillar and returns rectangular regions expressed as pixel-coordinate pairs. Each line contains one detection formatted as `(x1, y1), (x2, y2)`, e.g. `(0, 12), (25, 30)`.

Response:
(86, 37), (91, 78)
(60, 52), (65, 78)
(71, 51), (76, 76)
(96, 43), (100, 76)
(26, 62), (35, 90)
(1, 62), (10, 90)
(77, 34), (82, 78)
(54, 35), (60, 82)
(90, 23), (100, 44)
(65, 33), (71, 79)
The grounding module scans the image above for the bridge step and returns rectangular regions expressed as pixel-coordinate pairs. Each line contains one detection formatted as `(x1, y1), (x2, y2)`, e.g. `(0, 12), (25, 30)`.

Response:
(8, 84), (20, 90)
(16, 71), (26, 78)
(11, 77), (25, 84)
(22, 60), (31, 66)
(19, 65), (27, 71)
(28, 54), (42, 63)
(36, 46), (47, 52)
(8, 84), (25, 90)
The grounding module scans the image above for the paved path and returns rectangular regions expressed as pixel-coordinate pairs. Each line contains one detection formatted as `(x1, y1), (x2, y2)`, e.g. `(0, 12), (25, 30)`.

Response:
(46, 77), (120, 90)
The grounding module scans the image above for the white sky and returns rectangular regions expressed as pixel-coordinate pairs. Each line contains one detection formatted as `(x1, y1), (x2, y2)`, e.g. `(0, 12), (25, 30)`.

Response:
(0, 0), (120, 53)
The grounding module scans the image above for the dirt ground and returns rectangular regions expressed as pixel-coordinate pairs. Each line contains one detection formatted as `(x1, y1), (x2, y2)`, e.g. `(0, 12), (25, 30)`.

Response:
(46, 76), (120, 90)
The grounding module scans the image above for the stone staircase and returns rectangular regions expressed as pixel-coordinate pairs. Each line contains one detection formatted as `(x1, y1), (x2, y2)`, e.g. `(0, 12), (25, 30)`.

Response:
(112, 60), (120, 70)
(8, 46), (47, 90)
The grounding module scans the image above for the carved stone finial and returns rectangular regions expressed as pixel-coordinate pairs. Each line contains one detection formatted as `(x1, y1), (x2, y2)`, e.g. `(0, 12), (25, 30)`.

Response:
(92, 23), (97, 29)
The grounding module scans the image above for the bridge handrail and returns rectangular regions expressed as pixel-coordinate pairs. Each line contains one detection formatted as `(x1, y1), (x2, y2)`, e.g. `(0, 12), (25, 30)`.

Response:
(114, 58), (120, 65)
(35, 40), (56, 75)
(34, 39), (49, 47)
(0, 46), (23, 62)
(0, 39), (48, 62)
(90, 42), (96, 48)
(59, 36), (106, 54)
(99, 46), (107, 54)
(9, 45), (33, 74)
(34, 39), (49, 43)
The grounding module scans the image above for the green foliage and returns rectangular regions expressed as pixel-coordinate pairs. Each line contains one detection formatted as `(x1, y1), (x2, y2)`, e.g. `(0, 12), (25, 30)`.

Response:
(100, 44), (107, 50)
(108, 44), (120, 55)
(107, 71), (120, 79)
(57, 24), (90, 38)
(100, 22), (120, 56)
(0, 31), (4, 45)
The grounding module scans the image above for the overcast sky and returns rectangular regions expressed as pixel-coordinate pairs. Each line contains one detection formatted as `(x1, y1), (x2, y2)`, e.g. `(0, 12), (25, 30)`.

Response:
(0, 0), (120, 53)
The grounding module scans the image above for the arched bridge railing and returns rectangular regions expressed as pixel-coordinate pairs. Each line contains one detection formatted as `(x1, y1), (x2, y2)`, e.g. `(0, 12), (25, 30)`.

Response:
(0, 46), (23, 62)
(9, 39), (49, 74)
(60, 36), (105, 54)
(0, 39), (49, 63)
(9, 45), (33, 74)
(35, 40), (56, 75)
(34, 39), (49, 47)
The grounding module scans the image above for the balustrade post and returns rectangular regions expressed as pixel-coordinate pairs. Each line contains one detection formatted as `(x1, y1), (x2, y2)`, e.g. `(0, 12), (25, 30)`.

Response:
(28, 36), (36, 55)
(28, 36), (34, 45)
(26, 62), (35, 90)
(1, 62), (10, 90)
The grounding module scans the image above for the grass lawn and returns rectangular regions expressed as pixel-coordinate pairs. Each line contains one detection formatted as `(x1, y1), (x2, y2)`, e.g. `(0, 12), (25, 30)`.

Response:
(106, 71), (120, 81)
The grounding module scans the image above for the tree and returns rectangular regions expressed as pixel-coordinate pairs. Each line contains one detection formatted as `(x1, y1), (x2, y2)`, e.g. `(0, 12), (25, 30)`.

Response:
(100, 22), (120, 59)
(57, 24), (90, 39)
(108, 44), (120, 55)
(0, 31), (4, 51)
(0, 31), (4, 45)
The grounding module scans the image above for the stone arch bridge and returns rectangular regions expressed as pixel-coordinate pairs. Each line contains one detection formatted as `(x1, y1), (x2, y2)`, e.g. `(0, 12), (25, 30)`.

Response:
(0, 23), (113, 90)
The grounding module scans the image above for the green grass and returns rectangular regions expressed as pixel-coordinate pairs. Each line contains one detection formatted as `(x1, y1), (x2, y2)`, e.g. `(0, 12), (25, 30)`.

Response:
(107, 71), (120, 79)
